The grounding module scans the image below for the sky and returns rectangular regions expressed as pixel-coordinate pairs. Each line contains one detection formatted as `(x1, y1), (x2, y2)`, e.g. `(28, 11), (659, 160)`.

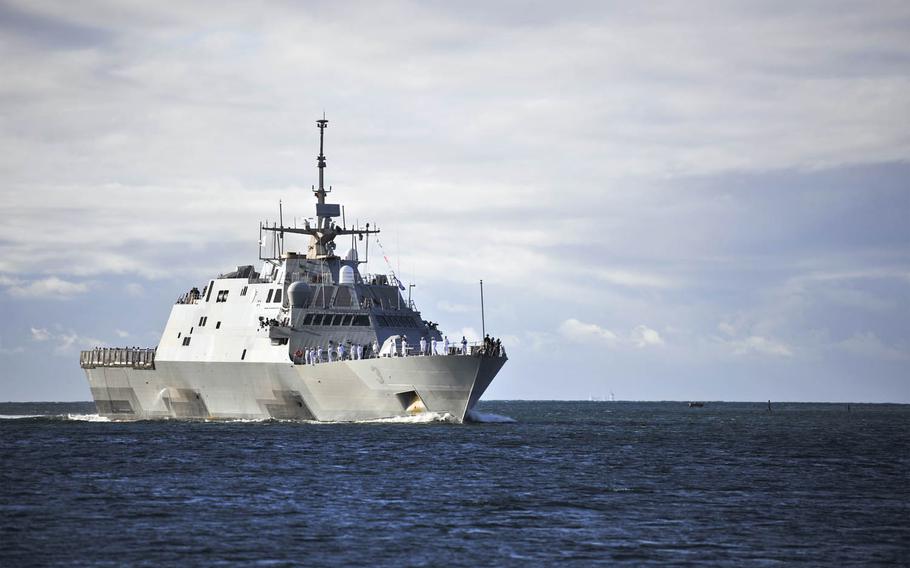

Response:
(1, 0), (908, 402)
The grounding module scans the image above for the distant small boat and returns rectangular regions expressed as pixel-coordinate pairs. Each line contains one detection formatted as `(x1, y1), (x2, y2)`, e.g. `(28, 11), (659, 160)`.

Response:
(688, 401), (705, 408)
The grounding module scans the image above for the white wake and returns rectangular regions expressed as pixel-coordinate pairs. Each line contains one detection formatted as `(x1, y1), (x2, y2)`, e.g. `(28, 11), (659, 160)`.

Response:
(359, 411), (459, 424)
(465, 410), (516, 423)
(0, 414), (44, 420)
(65, 413), (111, 422)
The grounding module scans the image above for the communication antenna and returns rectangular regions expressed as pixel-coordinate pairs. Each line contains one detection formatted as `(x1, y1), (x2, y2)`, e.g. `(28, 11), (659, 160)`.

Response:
(278, 200), (284, 256)
(480, 279), (486, 339)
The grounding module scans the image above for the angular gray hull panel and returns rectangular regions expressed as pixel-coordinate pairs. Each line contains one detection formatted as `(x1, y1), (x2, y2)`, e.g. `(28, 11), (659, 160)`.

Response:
(84, 355), (505, 422)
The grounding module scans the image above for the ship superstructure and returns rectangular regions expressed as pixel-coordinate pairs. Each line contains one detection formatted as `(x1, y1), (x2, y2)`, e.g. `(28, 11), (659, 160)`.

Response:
(80, 118), (506, 421)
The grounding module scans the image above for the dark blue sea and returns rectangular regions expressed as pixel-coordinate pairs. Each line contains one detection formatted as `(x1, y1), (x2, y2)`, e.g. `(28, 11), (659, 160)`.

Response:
(1, 401), (907, 566)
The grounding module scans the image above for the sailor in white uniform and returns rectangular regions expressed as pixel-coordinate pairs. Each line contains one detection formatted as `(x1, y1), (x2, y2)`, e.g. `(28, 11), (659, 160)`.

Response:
(304, 348), (311, 365)
(419, 337), (427, 356)
(431, 337), (437, 355)
(402, 336), (409, 357)
(317, 346), (323, 363)
(372, 340), (379, 358)
(461, 336), (468, 355)
(443, 336), (450, 355)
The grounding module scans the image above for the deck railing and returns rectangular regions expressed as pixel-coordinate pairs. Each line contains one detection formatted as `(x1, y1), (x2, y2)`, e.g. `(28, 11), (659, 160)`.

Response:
(80, 347), (156, 370)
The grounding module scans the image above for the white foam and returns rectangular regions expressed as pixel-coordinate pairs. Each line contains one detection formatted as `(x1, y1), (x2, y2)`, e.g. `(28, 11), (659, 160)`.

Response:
(65, 413), (111, 422)
(466, 410), (516, 423)
(0, 414), (44, 420)
(362, 411), (458, 424)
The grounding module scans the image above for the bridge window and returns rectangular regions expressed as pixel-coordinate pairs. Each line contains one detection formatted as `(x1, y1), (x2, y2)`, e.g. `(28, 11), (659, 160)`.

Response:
(199, 316), (208, 326)
(182, 337), (191, 346)
(273, 289), (283, 303)
(303, 314), (314, 325)
(341, 314), (353, 326)
(331, 314), (343, 326)
(216, 321), (221, 329)
(241, 349), (247, 360)
(240, 286), (248, 296)
(266, 289), (274, 303)
(353, 315), (370, 326)
(312, 314), (324, 325)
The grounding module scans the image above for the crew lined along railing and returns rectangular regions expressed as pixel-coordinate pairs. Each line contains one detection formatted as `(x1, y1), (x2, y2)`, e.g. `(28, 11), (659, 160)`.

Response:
(291, 340), (507, 365)
(80, 348), (156, 370)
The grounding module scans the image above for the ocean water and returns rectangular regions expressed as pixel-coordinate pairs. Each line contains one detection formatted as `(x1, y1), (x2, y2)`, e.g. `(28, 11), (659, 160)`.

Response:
(1, 401), (907, 566)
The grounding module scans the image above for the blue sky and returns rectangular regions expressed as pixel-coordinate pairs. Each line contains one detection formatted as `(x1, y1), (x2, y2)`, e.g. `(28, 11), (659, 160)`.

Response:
(1, 1), (908, 402)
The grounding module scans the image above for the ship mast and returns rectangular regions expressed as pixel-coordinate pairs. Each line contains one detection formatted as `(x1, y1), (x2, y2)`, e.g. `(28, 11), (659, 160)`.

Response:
(261, 115), (380, 260)
(315, 115), (328, 205)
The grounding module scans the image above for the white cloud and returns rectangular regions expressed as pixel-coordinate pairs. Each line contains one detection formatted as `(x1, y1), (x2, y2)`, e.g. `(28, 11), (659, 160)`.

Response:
(53, 331), (106, 356)
(30, 327), (50, 342)
(436, 300), (474, 313)
(717, 322), (737, 336)
(727, 335), (793, 358)
(0, 338), (24, 354)
(5, 276), (89, 299)
(125, 283), (145, 297)
(630, 325), (664, 348)
(596, 269), (677, 289)
(836, 332), (909, 361)
(27, 325), (104, 355)
(114, 329), (130, 338)
(559, 318), (619, 346)
(559, 319), (664, 349)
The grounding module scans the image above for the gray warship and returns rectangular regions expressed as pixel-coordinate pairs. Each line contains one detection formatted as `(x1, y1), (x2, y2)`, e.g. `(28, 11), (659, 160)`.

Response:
(79, 117), (507, 421)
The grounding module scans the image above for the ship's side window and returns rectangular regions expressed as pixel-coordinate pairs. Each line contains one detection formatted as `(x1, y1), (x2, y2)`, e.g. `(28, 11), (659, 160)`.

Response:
(240, 286), (248, 296)
(331, 314), (343, 326)
(205, 280), (214, 302)
(341, 314), (353, 326)
(312, 314), (324, 325)
(177, 332), (181, 338)
(182, 337), (191, 346)
(199, 317), (204, 326)
(241, 349), (247, 360)
(266, 289), (274, 303)
(303, 314), (314, 325)
(190, 326), (194, 334)
(273, 289), (282, 303)
(216, 321), (221, 329)
(353, 315), (370, 326)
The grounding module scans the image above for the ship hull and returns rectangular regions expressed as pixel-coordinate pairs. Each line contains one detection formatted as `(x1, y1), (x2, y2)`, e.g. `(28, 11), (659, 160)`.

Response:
(84, 355), (505, 422)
